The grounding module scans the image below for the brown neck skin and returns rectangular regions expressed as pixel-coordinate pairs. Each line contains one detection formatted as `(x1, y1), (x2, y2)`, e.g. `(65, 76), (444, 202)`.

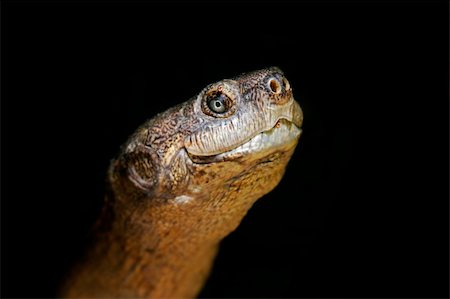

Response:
(60, 195), (222, 299)
(60, 144), (296, 299)
(59, 156), (274, 298)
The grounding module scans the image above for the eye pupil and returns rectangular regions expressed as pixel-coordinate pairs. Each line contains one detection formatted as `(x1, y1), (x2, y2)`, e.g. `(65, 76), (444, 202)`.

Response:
(215, 101), (221, 108)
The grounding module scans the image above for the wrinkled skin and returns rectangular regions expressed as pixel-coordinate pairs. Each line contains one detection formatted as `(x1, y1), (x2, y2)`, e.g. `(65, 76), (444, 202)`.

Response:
(60, 67), (303, 298)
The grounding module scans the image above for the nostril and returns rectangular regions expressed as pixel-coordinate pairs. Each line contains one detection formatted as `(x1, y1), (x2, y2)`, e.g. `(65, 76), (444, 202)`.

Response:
(268, 78), (282, 94)
(282, 77), (290, 91)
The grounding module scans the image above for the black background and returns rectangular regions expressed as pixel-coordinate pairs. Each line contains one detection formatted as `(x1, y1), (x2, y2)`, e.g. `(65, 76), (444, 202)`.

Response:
(2, 1), (448, 298)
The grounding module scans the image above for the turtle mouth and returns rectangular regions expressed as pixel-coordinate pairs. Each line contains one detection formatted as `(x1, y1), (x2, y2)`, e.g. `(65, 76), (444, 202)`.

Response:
(187, 118), (301, 164)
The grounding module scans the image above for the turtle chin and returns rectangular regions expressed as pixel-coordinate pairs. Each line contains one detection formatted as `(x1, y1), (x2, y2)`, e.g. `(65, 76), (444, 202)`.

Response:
(186, 119), (301, 164)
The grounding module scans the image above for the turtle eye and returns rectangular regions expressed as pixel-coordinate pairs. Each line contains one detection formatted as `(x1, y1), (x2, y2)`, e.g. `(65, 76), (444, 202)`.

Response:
(202, 91), (234, 117)
(201, 84), (237, 118)
(207, 94), (227, 113)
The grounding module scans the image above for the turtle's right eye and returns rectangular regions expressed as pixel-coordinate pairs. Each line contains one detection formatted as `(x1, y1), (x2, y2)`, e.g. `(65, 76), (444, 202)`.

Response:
(202, 91), (235, 118)
(207, 93), (228, 113)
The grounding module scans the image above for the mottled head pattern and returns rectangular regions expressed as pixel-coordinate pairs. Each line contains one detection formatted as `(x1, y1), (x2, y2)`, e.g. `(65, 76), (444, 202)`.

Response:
(108, 67), (303, 240)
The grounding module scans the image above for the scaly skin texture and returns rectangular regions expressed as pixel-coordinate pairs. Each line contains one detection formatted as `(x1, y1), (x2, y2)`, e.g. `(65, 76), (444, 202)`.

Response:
(60, 67), (303, 298)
